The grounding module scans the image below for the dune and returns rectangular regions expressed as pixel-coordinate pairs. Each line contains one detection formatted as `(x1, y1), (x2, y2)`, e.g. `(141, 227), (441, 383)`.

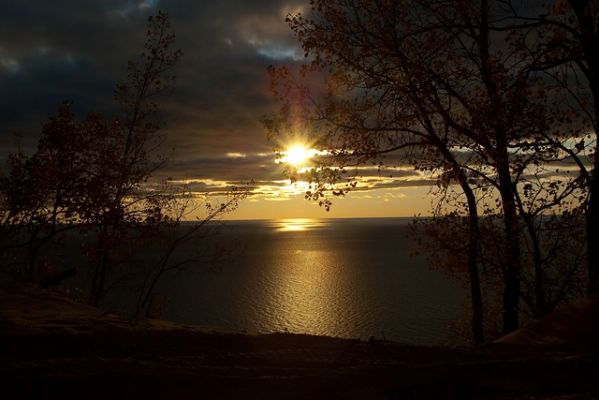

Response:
(1, 271), (598, 399)
(495, 294), (599, 350)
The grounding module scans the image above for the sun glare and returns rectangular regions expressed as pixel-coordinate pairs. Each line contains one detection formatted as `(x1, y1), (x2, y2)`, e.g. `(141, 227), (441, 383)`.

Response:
(283, 144), (311, 167)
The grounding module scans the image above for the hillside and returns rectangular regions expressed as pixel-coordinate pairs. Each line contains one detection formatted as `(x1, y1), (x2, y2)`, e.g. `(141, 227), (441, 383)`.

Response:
(1, 272), (598, 399)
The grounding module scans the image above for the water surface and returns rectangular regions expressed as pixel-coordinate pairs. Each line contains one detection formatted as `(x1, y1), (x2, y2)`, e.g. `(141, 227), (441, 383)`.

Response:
(158, 218), (468, 345)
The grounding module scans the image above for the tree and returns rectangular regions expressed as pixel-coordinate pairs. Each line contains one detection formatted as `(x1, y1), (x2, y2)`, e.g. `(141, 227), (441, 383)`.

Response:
(505, 0), (599, 294)
(0, 104), (97, 279)
(512, 162), (587, 317)
(546, 0), (599, 294)
(129, 192), (243, 317)
(267, 0), (583, 336)
(1, 11), (245, 309)
(82, 12), (246, 307)
(266, 3), (492, 341)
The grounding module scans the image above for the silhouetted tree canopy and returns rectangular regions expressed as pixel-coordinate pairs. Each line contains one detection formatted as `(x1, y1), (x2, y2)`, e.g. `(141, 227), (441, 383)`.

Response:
(0, 11), (244, 311)
(266, 0), (593, 339)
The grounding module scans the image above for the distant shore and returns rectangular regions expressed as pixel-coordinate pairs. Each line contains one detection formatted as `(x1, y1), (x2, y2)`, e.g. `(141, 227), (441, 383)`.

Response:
(1, 272), (598, 399)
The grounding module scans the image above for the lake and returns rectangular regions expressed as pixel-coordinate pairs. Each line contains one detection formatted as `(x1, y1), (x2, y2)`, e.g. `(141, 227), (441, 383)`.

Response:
(150, 218), (468, 345)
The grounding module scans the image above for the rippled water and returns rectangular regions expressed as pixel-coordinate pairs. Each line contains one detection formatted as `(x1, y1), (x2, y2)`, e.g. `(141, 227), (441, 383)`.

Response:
(158, 218), (468, 345)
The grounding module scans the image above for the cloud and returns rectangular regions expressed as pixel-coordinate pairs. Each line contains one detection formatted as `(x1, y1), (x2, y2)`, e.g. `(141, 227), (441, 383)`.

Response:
(111, 0), (161, 18)
(0, 48), (20, 73)
(0, 1), (308, 164)
(6, 0), (574, 201)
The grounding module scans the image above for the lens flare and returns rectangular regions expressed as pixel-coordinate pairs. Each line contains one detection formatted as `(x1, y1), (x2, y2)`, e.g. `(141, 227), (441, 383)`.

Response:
(280, 144), (314, 167)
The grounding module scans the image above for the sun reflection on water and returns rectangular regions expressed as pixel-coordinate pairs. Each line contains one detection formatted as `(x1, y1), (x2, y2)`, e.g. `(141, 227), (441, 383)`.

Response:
(259, 240), (361, 337)
(275, 218), (324, 232)
(253, 218), (369, 338)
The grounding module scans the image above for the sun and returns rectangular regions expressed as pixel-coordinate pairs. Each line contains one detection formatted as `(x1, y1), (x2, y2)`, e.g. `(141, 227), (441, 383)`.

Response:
(282, 144), (312, 167)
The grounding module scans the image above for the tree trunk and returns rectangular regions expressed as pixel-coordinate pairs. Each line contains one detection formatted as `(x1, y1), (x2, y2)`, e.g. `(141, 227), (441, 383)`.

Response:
(584, 48), (599, 294)
(431, 135), (485, 343)
(568, 0), (599, 294)
(497, 162), (521, 334)
(477, 0), (521, 334)
(459, 175), (485, 343)
(26, 234), (39, 280)
(523, 213), (547, 317)
(91, 227), (109, 306)
(588, 175), (599, 294)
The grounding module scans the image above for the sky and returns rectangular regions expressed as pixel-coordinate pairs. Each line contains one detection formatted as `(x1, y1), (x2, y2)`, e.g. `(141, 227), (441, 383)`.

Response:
(0, 0), (437, 220)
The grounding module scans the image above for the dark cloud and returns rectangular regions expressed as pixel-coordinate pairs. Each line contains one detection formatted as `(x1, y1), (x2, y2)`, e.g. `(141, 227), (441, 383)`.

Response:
(160, 152), (281, 181)
(0, 0), (306, 185)
(3, 1), (576, 201)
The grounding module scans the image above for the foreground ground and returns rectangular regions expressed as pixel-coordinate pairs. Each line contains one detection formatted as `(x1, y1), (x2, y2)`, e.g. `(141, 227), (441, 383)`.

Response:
(1, 272), (598, 399)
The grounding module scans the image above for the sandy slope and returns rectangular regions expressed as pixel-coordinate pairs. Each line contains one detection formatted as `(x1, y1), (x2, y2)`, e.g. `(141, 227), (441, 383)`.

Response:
(496, 294), (599, 350)
(1, 272), (598, 399)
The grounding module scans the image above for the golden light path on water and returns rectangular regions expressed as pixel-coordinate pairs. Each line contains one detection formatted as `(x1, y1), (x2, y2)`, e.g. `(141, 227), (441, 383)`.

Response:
(165, 218), (466, 344)
(256, 218), (368, 337)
